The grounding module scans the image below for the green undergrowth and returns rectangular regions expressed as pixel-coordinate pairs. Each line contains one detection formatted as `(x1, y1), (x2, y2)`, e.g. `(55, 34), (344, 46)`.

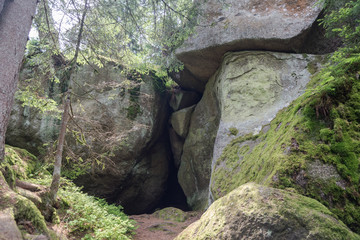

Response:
(211, 55), (360, 233)
(2, 145), (136, 240)
(29, 175), (136, 240)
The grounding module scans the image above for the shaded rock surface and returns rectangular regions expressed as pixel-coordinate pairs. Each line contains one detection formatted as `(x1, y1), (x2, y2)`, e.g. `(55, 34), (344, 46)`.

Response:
(169, 128), (184, 169)
(169, 88), (201, 111)
(176, 0), (323, 82)
(0, 0), (5, 14)
(68, 66), (170, 214)
(170, 105), (195, 139)
(177, 71), (220, 210)
(0, 209), (22, 240)
(176, 183), (360, 240)
(169, 69), (205, 93)
(6, 65), (170, 214)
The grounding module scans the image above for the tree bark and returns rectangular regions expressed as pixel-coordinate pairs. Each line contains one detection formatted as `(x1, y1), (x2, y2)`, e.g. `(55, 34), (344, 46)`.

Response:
(49, 91), (71, 203)
(0, 0), (37, 162)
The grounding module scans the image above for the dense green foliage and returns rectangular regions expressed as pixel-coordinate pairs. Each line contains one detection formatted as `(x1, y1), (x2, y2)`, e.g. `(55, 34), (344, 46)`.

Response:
(34, 0), (199, 74)
(2, 145), (135, 239)
(32, 175), (137, 239)
(59, 183), (136, 240)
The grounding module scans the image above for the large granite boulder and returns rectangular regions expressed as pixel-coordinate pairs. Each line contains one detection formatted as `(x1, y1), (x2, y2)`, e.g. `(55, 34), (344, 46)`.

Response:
(175, 183), (360, 240)
(6, 65), (170, 214)
(176, 0), (322, 83)
(178, 51), (321, 209)
(209, 52), (360, 232)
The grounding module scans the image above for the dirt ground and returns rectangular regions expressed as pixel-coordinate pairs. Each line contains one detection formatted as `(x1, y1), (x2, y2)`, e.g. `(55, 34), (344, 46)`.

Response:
(130, 211), (201, 240)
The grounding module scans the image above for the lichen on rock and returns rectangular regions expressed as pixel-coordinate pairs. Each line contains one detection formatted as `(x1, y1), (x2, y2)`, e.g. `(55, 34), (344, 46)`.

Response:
(210, 64), (360, 233)
(176, 183), (360, 240)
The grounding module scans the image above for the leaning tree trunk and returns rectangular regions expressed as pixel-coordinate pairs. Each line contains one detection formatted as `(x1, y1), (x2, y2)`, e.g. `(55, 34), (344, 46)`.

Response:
(49, 91), (71, 203)
(0, 0), (37, 163)
(46, 0), (89, 209)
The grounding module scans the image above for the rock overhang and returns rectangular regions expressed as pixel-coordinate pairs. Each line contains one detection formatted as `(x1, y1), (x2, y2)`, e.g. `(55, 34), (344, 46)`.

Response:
(175, 0), (323, 82)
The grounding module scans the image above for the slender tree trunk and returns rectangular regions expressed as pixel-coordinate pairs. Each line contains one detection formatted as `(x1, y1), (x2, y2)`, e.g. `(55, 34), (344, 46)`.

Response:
(47, 0), (88, 205)
(0, 0), (37, 163)
(49, 91), (71, 203)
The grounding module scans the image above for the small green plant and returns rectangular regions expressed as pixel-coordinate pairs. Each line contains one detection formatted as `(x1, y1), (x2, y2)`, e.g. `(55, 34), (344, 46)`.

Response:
(228, 127), (238, 136)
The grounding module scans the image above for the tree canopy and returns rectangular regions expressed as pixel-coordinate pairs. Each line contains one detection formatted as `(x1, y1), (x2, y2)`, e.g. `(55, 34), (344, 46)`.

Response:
(32, 0), (199, 75)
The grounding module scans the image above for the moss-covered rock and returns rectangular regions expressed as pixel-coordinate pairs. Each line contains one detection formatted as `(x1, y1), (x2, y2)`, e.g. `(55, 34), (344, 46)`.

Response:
(210, 65), (360, 233)
(0, 171), (50, 239)
(14, 195), (49, 234)
(7, 64), (170, 214)
(153, 207), (188, 222)
(1, 145), (37, 188)
(179, 51), (324, 209)
(176, 183), (360, 240)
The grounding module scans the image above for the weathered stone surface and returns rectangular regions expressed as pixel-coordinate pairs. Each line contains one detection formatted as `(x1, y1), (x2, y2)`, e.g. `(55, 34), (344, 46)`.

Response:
(0, 0), (5, 14)
(176, 0), (322, 82)
(169, 127), (184, 169)
(7, 65), (170, 214)
(207, 58), (360, 233)
(176, 183), (360, 240)
(177, 73), (220, 210)
(0, 209), (22, 240)
(69, 67), (169, 214)
(169, 88), (201, 111)
(211, 51), (318, 167)
(169, 68), (205, 93)
(178, 51), (322, 209)
(6, 104), (60, 155)
(170, 105), (196, 139)
(108, 139), (169, 214)
(153, 207), (189, 222)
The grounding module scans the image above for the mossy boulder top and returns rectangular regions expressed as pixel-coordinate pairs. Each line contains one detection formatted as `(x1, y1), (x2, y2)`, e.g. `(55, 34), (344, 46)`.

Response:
(176, 183), (360, 240)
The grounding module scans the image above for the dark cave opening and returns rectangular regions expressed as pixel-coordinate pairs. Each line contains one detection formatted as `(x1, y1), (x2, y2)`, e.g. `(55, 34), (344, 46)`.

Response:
(151, 156), (189, 213)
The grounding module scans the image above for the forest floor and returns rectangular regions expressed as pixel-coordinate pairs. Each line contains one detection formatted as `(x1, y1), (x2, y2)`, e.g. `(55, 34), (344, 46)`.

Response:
(130, 211), (202, 240)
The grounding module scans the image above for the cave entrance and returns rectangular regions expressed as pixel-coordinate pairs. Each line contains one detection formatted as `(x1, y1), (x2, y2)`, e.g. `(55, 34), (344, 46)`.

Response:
(151, 158), (189, 213)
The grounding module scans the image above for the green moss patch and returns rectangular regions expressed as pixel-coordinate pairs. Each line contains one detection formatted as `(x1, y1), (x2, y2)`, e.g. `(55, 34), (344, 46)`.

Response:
(14, 196), (49, 235)
(153, 207), (188, 222)
(211, 66), (360, 233)
(1, 145), (37, 188)
(177, 183), (360, 240)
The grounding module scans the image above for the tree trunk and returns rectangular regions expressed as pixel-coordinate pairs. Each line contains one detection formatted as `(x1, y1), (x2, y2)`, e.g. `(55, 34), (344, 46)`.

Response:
(0, 0), (37, 162)
(49, 91), (71, 203)
(47, 0), (88, 205)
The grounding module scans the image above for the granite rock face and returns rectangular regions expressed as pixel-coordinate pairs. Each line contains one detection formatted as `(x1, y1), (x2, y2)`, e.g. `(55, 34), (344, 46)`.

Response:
(178, 51), (321, 209)
(169, 88), (201, 111)
(176, 0), (322, 82)
(176, 183), (360, 240)
(177, 72), (220, 209)
(211, 51), (318, 167)
(7, 65), (170, 214)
